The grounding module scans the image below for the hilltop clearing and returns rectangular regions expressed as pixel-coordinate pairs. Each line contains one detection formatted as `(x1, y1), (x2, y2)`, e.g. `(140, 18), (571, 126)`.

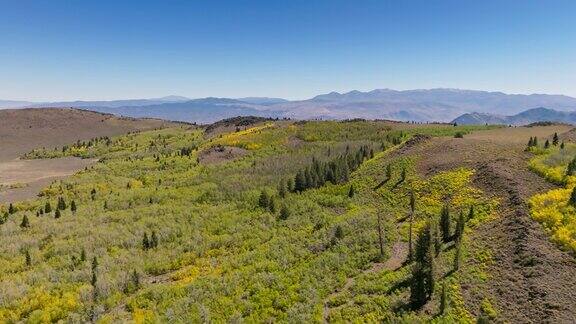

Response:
(0, 108), (178, 203)
(0, 108), (176, 161)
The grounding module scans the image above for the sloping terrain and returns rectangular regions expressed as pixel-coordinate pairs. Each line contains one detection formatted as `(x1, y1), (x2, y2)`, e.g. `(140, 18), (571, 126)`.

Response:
(0, 108), (175, 161)
(0, 108), (177, 203)
(0, 119), (575, 322)
(401, 125), (576, 322)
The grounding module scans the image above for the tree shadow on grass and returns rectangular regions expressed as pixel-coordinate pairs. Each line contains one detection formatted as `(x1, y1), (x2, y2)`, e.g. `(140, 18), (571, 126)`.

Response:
(373, 178), (390, 190)
(387, 277), (411, 295)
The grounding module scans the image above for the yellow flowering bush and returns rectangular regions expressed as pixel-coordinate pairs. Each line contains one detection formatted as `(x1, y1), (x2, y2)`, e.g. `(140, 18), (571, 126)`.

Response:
(528, 144), (576, 253)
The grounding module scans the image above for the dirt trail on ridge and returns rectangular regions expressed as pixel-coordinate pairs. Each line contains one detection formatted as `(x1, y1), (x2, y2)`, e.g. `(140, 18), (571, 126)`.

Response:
(401, 126), (576, 323)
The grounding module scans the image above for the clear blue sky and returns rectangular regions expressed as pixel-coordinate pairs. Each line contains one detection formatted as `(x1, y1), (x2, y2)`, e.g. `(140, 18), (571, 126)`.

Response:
(1, 0), (575, 101)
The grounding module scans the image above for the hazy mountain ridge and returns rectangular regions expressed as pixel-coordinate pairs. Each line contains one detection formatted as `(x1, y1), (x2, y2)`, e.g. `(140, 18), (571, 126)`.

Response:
(0, 100), (36, 109)
(88, 98), (282, 124)
(236, 97), (289, 105)
(452, 107), (576, 125)
(2, 89), (576, 123)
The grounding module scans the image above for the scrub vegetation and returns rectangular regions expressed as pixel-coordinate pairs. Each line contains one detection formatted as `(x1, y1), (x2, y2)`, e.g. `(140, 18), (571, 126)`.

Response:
(0, 119), (516, 322)
(528, 137), (576, 253)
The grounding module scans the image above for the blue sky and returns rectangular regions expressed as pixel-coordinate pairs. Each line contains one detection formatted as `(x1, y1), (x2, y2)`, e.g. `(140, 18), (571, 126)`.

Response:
(1, 0), (575, 101)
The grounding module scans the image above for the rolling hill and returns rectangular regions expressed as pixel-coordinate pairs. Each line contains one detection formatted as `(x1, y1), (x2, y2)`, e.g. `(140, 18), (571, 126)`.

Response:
(0, 108), (177, 161)
(2, 118), (576, 322)
(452, 107), (576, 125)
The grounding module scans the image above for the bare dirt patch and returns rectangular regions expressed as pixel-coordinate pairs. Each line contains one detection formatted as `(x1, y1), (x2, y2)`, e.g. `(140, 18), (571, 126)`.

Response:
(558, 127), (576, 143)
(199, 146), (248, 164)
(0, 157), (96, 203)
(287, 136), (304, 148)
(465, 125), (572, 145)
(0, 108), (177, 203)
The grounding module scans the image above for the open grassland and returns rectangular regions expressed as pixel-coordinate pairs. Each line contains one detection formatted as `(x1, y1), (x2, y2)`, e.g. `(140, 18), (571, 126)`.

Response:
(0, 120), (574, 323)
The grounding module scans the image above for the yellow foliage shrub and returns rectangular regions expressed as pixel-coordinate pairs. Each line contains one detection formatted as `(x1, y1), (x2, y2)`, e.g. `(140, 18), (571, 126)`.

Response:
(528, 145), (576, 253)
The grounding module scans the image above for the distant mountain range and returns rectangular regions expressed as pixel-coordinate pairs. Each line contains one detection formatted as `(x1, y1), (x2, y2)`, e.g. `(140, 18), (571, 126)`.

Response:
(88, 98), (280, 124)
(452, 107), (576, 126)
(2, 89), (576, 123)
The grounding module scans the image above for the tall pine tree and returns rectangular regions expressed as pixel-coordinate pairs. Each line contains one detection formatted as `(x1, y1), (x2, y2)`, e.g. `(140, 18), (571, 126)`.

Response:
(439, 204), (451, 242)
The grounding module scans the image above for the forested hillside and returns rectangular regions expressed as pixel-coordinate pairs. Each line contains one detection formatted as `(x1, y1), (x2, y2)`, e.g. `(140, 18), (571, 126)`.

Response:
(1, 119), (574, 322)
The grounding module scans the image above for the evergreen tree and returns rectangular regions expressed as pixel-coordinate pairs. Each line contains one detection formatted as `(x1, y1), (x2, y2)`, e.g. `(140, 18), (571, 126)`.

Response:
(8, 203), (16, 214)
(410, 222), (436, 308)
(71, 200), (77, 213)
(433, 220), (442, 257)
(408, 191), (415, 261)
(54, 209), (61, 219)
(414, 222), (433, 262)
(91, 270), (98, 287)
(533, 137), (538, 146)
(151, 231), (158, 248)
(25, 250), (31, 267)
(385, 164), (392, 179)
(439, 204), (451, 242)
(561, 142), (565, 149)
(20, 215), (30, 228)
(305, 168), (314, 189)
(544, 139), (550, 149)
(294, 171), (306, 192)
(527, 137), (534, 147)
(268, 196), (277, 213)
(57, 197), (67, 210)
(129, 269), (140, 291)
(377, 213), (385, 258)
(467, 205), (475, 220)
(143, 232), (150, 250)
(454, 211), (465, 242)
(410, 263), (427, 308)
(90, 188), (97, 200)
(476, 314), (490, 324)
(258, 191), (270, 209)
(80, 248), (86, 262)
(279, 205), (291, 220)
(92, 256), (98, 271)
(454, 236), (462, 271)
(408, 215), (414, 262)
(439, 283), (448, 315)
(567, 157), (576, 176)
(45, 202), (52, 213)
(334, 225), (344, 240)
(287, 178), (295, 192)
(340, 159), (350, 183)
(278, 180), (287, 198)
(348, 185), (355, 198)
(553, 132), (559, 146)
